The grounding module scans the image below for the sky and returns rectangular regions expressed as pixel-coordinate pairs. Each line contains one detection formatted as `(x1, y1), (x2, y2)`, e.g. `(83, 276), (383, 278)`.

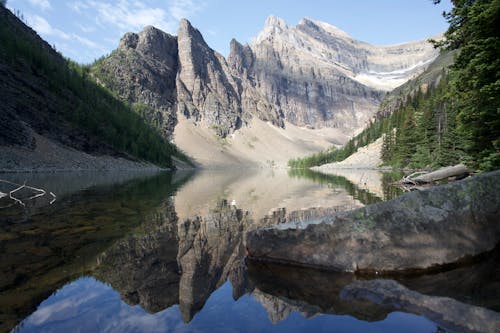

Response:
(6, 0), (453, 64)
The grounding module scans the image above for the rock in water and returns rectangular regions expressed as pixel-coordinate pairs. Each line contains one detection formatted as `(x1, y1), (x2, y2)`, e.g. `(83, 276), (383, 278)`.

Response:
(340, 279), (500, 333)
(245, 170), (500, 272)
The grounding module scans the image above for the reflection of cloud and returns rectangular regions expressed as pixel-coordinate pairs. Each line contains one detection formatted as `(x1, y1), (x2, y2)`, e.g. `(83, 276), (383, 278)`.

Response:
(29, 0), (51, 11)
(17, 277), (184, 333)
(27, 14), (70, 40)
(29, 290), (102, 325)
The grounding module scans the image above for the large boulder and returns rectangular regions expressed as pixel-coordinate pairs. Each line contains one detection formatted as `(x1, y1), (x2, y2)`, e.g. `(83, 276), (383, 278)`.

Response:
(340, 279), (500, 333)
(246, 170), (500, 272)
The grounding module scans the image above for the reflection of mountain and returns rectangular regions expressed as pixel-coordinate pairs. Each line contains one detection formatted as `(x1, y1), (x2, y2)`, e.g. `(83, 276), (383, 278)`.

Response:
(92, 199), (249, 323)
(0, 172), (189, 333)
(174, 168), (365, 222)
(177, 200), (248, 322)
(93, 199), (181, 313)
(7, 170), (499, 332)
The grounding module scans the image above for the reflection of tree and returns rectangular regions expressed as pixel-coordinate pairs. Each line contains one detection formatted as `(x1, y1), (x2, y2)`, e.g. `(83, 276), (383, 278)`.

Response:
(288, 169), (383, 204)
(381, 171), (404, 200)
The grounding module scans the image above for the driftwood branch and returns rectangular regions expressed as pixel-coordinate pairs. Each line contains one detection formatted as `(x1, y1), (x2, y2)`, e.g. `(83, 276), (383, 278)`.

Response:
(0, 179), (56, 207)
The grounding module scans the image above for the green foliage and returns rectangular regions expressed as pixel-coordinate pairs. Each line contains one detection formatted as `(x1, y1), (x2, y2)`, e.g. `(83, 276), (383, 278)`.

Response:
(0, 10), (192, 168)
(435, 0), (500, 171)
(0, 1), (6, 8)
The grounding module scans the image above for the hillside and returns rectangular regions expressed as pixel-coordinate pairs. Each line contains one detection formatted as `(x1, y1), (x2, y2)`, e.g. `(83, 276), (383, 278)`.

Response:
(0, 6), (190, 171)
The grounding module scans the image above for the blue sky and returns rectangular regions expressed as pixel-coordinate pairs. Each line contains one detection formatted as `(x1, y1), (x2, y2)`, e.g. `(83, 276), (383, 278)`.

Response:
(7, 0), (453, 64)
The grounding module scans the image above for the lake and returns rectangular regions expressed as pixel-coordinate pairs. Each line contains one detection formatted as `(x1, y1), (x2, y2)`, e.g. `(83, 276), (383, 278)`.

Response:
(0, 169), (497, 332)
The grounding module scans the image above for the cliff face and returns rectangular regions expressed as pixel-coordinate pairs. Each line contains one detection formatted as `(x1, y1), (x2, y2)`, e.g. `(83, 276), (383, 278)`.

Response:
(229, 16), (438, 130)
(176, 19), (244, 137)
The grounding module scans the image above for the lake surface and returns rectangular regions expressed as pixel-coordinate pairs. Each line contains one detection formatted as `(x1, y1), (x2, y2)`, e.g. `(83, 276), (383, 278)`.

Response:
(0, 169), (497, 332)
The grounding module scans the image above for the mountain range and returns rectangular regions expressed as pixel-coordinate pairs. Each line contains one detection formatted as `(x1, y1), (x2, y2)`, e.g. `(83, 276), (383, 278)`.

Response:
(92, 16), (439, 168)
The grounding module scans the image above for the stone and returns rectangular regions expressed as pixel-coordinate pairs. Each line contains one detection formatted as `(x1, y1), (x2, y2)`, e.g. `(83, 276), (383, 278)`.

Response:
(245, 170), (500, 272)
(341, 279), (500, 333)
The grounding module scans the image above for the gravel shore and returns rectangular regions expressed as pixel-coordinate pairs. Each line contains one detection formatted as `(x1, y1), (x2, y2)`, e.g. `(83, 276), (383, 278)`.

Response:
(0, 134), (165, 172)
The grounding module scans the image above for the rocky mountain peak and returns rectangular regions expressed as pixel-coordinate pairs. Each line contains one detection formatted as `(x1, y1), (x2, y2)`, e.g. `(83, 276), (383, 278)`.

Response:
(118, 32), (139, 50)
(176, 18), (243, 137)
(228, 39), (253, 74)
(298, 17), (353, 40)
(178, 18), (204, 43)
(264, 15), (287, 28)
(254, 15), (289, 44)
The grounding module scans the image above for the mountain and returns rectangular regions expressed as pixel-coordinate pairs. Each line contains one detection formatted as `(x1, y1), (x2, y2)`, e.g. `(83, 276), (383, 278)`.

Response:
(232, 16), (438, 130)
(92, 16), (439, 167)
(0, 6), (190, 171)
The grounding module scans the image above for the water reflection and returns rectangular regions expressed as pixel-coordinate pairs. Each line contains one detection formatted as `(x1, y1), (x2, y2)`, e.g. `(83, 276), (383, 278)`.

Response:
(1, 169), (497, 333)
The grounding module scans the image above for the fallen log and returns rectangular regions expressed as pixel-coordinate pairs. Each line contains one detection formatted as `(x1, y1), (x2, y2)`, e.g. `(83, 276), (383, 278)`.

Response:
(397, 164), (472, 186)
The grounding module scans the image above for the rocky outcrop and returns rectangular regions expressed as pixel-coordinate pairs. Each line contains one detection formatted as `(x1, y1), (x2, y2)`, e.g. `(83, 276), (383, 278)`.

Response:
(92, 26), (178, 138)
(246, 170), (500, 272)
(341, 279), (500, 333)
(228, 39), (284, 128)
(176, 19), (244, 137)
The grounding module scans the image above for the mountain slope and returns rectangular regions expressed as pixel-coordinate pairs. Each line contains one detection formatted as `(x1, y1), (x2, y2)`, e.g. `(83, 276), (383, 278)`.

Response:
(0, 6), (190, 170)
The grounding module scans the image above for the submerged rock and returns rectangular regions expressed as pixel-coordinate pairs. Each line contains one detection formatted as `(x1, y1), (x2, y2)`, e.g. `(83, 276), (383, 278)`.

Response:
(246, 170), (500, 272)
(340, 279), (500, 333)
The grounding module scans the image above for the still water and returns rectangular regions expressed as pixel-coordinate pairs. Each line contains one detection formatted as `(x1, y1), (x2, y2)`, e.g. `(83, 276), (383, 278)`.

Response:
(0, 169), (497, 332)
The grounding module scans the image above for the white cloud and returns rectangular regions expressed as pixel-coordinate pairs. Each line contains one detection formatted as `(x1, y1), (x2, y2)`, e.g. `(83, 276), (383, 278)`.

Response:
(169, 0), (205, 21)
(72, 33), (100, 49)
(88, 0), (175, 33)
(29, 0), (51, 11)
(77, 24), (96, 33)
(27, 14), (70, 40)
(67, 1), (89, 13)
